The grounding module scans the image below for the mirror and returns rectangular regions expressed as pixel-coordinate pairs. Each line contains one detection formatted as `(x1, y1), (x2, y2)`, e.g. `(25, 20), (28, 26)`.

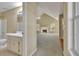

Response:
(17, 7), (24, 32)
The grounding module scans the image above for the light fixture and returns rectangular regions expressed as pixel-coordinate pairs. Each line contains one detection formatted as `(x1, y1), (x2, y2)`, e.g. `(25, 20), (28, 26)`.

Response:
(37, 17), (41, 19)
(15, 2), (22, 7)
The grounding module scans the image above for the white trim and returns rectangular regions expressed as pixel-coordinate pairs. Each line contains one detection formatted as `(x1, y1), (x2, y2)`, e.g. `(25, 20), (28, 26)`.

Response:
(21, 2), (27, 56)
(37, 13), (58, 21)
(29, 48), (37, 56)
(67, 2), (74, 50)
(69, 49), (75, 56)
(68, 48), (79, 56)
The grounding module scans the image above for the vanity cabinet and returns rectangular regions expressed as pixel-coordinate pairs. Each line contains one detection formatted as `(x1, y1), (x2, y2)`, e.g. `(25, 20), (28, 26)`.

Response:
(18, 38), (22, 55)
(7, 36), (22, 55)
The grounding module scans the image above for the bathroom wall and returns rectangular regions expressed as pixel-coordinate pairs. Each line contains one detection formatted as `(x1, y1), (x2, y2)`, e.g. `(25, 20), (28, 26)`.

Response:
(2, 7), (21, 33)
(0, 16), (7, 39)
(17, 14), (24, 31)
(37, 13), (59, 33)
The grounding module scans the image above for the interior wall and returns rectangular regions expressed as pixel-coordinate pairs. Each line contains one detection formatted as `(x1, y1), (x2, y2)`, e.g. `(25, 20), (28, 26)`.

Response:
(74, 2), (79, 55)
(17, 14), (24, 31)
(63, 2), (71, 56)
(37, 14), (59, 33)
(67, 2), (74, 51)
(37, 2), (61, 20)
(23, 2), (37, 56)
(0, 18), (7, 39)
(27, 2), (37, 56)
(2, 7), (21, 33)
(0, 15), (6, 39)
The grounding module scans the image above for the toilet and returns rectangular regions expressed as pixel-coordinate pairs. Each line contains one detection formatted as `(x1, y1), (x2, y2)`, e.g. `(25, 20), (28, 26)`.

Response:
(0, 39), (7, 49)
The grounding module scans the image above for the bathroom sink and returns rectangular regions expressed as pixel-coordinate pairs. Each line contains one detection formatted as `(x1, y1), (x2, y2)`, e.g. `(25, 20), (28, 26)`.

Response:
(6, 31), (23, 37)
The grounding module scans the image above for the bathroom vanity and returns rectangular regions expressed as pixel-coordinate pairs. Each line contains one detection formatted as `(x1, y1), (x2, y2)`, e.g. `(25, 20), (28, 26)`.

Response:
(6, 32), (23, 55)
(5, 7), (23, 55)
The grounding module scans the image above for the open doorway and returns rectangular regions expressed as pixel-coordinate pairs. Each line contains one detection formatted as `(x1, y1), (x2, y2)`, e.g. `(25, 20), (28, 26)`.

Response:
(32, 2), (64, 56)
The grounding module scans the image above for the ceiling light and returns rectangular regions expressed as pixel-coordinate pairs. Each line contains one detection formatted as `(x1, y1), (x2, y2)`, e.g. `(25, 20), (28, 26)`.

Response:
(16, 2), (22, 7)
(37, 17), (41, 19)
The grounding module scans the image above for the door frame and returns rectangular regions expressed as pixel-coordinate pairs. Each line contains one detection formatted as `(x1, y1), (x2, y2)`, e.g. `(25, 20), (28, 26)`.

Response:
(67, 2), (79, 56)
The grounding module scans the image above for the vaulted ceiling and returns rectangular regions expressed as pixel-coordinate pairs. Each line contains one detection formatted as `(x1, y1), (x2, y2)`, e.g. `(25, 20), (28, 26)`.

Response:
(0, 2), (63, 20)
(0, 2), (22, 13)
(37, 2), (63, 20)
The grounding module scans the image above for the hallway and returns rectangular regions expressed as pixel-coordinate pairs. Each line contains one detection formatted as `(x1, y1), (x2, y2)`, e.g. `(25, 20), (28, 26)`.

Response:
(33, 33), (62, 56)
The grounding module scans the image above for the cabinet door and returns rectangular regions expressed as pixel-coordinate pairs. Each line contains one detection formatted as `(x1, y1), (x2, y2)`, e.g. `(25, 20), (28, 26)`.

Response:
(7, 36), (19, 54)
(18, 38), (22, 55)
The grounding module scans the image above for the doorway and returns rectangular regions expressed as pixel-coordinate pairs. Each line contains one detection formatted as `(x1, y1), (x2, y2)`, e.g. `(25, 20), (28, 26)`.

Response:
(33, 2), (63, 56)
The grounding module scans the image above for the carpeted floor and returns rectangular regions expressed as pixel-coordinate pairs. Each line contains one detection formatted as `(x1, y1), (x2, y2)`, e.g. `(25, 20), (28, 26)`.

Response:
(33, 33), (62, 56)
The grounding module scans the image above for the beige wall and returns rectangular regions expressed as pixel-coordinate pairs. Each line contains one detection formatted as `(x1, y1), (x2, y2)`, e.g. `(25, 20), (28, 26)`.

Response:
(37, 13), (59, 33)
(2, 7), (21, 33)
(24, 2), (37, 56)
(63, 3), (70, 56)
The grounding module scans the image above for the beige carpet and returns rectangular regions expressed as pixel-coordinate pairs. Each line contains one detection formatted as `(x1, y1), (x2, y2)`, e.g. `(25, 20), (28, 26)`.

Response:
(33, 33), (62, 56)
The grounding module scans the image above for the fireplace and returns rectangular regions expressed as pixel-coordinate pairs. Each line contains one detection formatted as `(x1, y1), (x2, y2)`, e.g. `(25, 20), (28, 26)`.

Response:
(41, 27), (48, 33)
(43, 30), (47, 33)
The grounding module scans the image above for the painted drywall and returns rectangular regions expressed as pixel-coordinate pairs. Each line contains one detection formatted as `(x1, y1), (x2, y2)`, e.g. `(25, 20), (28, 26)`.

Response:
(67, 2), (74, 50)
(63, 3), (71, 56)
(37, 13), (59, 33)
(37, 2), (61, 20)
(0, 20), (2, 38)
(2, 7), (21, 33)
(17, 14), (24, 31)
(23, 2), (37, 56)
(0, 19), (7, 39)
(0, 15), (5, 38)
(0, 2), (22, 13)
(74, 2), (79, 54)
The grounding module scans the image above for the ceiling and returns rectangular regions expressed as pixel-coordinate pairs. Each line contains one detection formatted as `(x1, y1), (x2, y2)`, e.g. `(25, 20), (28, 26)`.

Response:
(0, 2), (22, 13)
(0, 2), (63, 20)
(37, 2), (63, 20)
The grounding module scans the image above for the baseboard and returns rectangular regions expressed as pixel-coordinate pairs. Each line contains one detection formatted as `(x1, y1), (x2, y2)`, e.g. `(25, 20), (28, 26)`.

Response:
(68, 49), (79, 56)
(7, 49), (20, 56)
(29, 48), (37, 56)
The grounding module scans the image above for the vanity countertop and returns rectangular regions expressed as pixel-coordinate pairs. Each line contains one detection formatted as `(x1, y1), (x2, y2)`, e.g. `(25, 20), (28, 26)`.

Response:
(6, 31), (23, 38)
